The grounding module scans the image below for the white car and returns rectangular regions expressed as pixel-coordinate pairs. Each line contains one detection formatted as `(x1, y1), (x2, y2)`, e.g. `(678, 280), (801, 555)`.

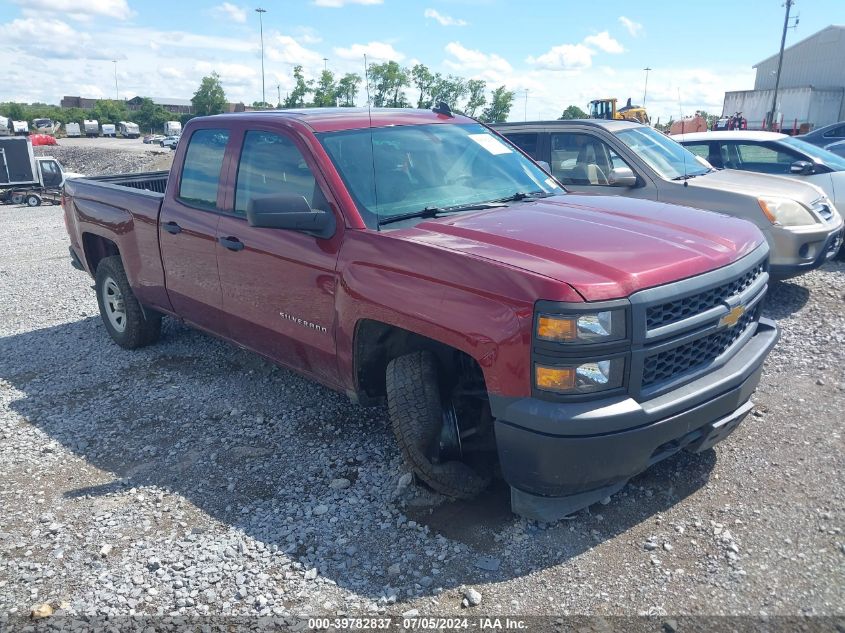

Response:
(674, 130), (845, 213)
(160, 135), (180, 149)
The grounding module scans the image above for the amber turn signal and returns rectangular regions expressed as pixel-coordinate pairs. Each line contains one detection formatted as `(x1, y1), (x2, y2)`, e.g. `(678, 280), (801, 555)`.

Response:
(537, 315), (576, 342)
(535, 365), (576, 392)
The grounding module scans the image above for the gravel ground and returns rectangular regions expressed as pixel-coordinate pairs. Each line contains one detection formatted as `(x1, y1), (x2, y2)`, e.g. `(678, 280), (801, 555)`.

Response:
(0, 155), (843, 628)
(34, 139), (173, 176)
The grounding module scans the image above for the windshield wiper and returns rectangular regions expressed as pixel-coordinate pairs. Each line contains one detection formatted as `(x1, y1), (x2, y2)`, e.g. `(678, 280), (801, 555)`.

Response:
(671, 173), (702, 181)
(491, 190), (555, 203)
(377, 202), (506, 226)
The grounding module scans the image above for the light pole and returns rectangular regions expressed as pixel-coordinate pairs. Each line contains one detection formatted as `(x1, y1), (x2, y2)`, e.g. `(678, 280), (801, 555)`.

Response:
(642, 67), (651, 106)
(524, 88), (529, 121)
(112, 60), (119, 100)
(323, 57), (328, 72)
(769, 0), (794, 130)
(277, 84), (281, 108)
(255, 7), (267, 107)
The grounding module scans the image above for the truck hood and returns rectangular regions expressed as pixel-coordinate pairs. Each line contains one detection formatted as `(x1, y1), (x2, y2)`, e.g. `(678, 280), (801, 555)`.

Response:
(403, 194), (764, 301)
(688, 168), (827, 205)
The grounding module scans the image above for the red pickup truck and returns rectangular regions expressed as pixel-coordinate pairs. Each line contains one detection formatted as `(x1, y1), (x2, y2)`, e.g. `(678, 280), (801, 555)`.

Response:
(63, 108), (779, 521)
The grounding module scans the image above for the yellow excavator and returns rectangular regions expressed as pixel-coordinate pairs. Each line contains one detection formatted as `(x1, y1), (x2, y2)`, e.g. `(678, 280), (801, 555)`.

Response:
(589, 98), (650, 125)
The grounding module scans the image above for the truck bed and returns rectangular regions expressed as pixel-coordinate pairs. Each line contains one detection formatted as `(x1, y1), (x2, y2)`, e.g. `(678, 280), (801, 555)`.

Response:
(83, 170), (169, 194)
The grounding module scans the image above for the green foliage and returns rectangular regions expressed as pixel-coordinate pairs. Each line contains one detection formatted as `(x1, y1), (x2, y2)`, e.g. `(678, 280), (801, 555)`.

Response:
(336, 73), (361, 107)
(559, 105), (588, 120)
(0, 102), (27, 121)
(131, 98), (169, 133)
(464, 79), (487, 117)
(410, 64), (436, 109)
(478, 86), (514, 123)
(312, 70), (338, 107)
(91, 99), (128, 125)
(283, 66), (312, 108)
(192, 72), (227, 116)
(368, 61), (410, 108)
(252, 101), (273, 108)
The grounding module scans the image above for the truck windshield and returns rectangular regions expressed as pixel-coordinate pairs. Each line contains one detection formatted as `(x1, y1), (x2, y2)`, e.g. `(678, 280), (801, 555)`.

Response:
(318, 123), (562, 228)
(616, 126), (710, 180)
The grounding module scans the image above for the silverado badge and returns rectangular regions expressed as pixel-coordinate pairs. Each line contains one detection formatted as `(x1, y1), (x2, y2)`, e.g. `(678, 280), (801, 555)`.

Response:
(719, 305), (746, 329)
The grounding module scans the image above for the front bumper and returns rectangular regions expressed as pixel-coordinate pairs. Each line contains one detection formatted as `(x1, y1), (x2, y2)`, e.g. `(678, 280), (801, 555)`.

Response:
(769, 222), (843, 279)
(490, 318), (779, 522)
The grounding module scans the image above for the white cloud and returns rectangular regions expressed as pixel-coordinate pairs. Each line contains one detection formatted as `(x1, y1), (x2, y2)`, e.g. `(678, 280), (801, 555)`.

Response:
(13, 0), (133, 20)
(526, 43), (593, 70)
(618, 16), (643, 37)
(444, 41), (512, 74)
(212, 2), (247, 24)
(267, 33), (324, 66)
(334, 41), (404, 61)
(313, 0), (382, 6)
(424, 8), (467, 27)
(158, 66), (184, 79)
(583, 31), (624, 54)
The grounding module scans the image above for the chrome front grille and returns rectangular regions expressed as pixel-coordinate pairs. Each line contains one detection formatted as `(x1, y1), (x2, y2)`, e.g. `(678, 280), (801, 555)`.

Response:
(642, 305), (760, 387)
(645, 261), (767, 330)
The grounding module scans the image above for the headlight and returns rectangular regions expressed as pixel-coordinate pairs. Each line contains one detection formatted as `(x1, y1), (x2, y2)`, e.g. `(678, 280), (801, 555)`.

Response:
(536, 309), (626, 344)
(757, 196), (816, 226)
(535, 358), (625, 394)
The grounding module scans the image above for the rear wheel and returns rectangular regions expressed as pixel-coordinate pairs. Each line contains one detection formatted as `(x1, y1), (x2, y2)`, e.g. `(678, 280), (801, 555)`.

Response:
(386, 350), (494, 498)
(10, 193), (24, 205)
(95, 256), (161, 349)
(26, 194), (41, 207)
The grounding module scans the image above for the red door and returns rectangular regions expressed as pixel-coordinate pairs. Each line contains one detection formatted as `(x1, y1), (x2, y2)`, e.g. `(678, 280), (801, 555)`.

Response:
(159, 127), (232, 333)
(215, 128), (342, 385)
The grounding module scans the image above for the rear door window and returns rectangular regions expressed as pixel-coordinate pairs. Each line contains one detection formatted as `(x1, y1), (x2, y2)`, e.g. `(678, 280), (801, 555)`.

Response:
(178, 129), (230, 210)
(723, 141), (800, 174)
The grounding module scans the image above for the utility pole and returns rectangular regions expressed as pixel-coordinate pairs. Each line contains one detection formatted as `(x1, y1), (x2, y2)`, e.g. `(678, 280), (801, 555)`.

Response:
(255, 7), (267, 107)
(524, 88), (529, 121)
(642, 67), (652, 106)
(277, 84), (281, 108)
(112, 60), (119, 100)
(769, 0), (794, 130)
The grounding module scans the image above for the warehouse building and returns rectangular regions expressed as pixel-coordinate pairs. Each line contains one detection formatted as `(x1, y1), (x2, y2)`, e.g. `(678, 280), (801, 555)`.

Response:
(723, 25), (844, 131)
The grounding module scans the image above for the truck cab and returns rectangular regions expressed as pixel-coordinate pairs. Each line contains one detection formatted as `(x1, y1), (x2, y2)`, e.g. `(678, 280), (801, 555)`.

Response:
(63, 109), (779, 521)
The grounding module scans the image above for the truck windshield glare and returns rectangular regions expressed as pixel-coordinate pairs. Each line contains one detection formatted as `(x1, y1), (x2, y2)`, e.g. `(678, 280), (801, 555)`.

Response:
(319, 123), (561, 228)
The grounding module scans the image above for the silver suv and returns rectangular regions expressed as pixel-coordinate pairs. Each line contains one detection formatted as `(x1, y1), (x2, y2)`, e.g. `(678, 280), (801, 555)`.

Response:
(495, 120), (843, 278)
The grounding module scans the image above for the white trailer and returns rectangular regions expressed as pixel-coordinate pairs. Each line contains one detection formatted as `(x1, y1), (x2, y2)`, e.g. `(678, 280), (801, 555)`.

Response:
(0, 116), (10, 136)
(12, 121), (29, 136)
(66, 122), (82, 137)
(101, 123), (116, 138)
(118, 121), (140, 138)
(164, 120), (182, 136)
(83, 120), (99, 137)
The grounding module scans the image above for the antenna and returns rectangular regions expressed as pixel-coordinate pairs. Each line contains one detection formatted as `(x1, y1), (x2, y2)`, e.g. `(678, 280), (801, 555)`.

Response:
(678, 87), (688, 186)
(364, 54), (380, 228)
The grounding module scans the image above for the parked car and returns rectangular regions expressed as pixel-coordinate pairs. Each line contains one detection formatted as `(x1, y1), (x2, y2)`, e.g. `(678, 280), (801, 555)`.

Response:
(143, 134), (164, 144)
(495, 119), (843, 278)
(796, 121), (845, 148)
(63, 108), (779, 521)
(822, 139), (845, 159)
(160, 135), (179, 149)
(674, 130), (845, 213)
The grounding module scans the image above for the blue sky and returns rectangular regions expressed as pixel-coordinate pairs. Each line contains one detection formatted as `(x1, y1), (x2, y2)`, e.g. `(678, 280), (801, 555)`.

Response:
(0, 0), (841, 122)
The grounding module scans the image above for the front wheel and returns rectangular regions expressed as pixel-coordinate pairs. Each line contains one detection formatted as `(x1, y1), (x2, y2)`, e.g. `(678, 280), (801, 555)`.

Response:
(386, 351), (493, 499)
(26, 194), (41, 207)
(95, 256), (161, 349)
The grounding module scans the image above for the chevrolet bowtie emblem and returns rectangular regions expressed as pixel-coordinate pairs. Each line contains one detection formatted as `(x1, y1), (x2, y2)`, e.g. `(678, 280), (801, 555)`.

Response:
(719, 305), (746, 328)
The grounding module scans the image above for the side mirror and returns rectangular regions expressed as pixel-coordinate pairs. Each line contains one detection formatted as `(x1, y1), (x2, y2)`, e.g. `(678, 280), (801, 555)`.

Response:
(790, 160), (814, 175)
(536, 160), (551, 173)
(608, 166), (637, 187)
(246, 193), (336, 239)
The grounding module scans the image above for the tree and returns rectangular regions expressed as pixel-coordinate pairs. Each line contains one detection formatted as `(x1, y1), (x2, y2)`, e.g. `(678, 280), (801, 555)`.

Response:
(192, 72), (227, 116)
(336, 73), (361, 107)
(0, 102), (27, 121)
(92, 99), (128, 124)
(464, 79), (487, 117)
(283, 65), (311, 108)
(479, 86), (514, 123)
(252, 101), (273, 108)
(368, 61), (410, 108)
(410, 63), (436, 109)
(559, 104), (588, 120)
(431, 75), (467, 110)
(312, 70), (338, 107)
(132, 97), (169, 133)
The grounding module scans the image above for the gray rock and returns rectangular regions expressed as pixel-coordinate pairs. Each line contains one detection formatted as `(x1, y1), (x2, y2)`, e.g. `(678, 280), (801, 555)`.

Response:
(463, 587), (482, 607)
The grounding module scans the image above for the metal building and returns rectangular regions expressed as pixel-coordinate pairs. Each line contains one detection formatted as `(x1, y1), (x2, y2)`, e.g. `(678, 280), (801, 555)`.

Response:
(723, 25), (845, 131)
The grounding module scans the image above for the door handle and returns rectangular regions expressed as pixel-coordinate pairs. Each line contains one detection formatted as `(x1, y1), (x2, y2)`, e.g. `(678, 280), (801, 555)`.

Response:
(161, 221), (182, 235)
(219, 236), (245, 251)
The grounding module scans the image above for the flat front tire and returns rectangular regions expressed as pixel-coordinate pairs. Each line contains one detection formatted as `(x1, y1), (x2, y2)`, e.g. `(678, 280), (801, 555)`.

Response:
(386, 351), (492, 499)
(95, 256), (161, 349)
